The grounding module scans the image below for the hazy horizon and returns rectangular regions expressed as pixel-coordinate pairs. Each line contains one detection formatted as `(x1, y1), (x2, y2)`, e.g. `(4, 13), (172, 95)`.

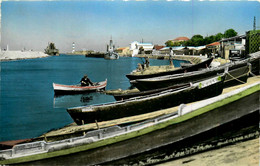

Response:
(1, 1), (260, 52)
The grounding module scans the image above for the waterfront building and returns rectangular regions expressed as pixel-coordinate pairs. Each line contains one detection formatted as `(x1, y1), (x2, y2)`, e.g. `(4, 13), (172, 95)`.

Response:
(219, 35), (246, 59)
(206, 42), (221, 57)
(171, 36), (190, 44)
(165, 36), (190, 46)
(159, 46), (206, 56)
(130, 41), (154, 57)
(115, 47), (131, 56)
(152, 45), (165, 56)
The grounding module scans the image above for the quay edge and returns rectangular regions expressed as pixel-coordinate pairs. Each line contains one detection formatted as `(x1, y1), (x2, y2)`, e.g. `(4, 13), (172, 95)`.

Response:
(0, 81), (259, 165)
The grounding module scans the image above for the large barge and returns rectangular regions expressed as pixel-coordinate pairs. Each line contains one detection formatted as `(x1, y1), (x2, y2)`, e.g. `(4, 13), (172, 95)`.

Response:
(0, 80), (259, 165)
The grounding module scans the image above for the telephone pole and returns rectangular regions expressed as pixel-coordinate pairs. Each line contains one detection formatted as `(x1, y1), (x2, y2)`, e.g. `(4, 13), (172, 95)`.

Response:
(253, 16), (256, 31)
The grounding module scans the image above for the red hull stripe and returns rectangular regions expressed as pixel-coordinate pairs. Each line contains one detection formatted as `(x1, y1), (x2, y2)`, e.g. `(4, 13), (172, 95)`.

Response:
(54, 82), (106, 89)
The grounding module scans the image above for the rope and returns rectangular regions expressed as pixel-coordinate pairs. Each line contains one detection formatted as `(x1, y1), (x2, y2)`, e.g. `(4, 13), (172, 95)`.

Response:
(249, 71), (257, 77)
(226, 72), (247, 84)
(248, 62), (257, 77)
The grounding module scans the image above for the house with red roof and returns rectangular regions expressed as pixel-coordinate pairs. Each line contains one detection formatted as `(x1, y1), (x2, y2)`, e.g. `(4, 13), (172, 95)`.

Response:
(206, 42), (221, 57)
(172, 37), (190, 43)
(165, 37), (190, 46)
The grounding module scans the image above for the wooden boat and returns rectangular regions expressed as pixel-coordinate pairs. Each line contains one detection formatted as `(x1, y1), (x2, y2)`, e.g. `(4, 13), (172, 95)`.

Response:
(125, 57), (213, 80)
(0, 81), (258, 165)
(248, 51), (260, 75)
(53, 79), (107, 95)
(114, 62), (249, 100)
(180, 62), (192, 68)
(131, 60), (250, 91)
(67, 75), (225, 125)
(113, 83), (190, 101)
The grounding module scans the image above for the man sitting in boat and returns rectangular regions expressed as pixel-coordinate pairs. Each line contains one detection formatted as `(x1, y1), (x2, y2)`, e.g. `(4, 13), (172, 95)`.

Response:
(80, 75), (94, 86)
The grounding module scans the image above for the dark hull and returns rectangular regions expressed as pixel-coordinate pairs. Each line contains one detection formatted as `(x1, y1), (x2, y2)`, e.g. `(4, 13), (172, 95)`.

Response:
(16, 86), (259, 165)
(85, 53), (105, 58)
(126, 58), (213, 80)
(133, 62), (249, 91)
(113, 83), (190, 101)
(249, 56), (259, 75)
(67, 76), (225, 125)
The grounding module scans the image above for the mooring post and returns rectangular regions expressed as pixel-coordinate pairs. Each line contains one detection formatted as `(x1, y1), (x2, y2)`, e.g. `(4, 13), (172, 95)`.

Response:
(178, 104), (186, 116)
(44, 134), (48, 142)
(95, 120), (100, 129)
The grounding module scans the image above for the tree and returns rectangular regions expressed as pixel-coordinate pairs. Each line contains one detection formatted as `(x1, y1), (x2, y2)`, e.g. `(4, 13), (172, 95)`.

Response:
(165, 40), (174, 47)
(204, 35), (216, 45)
(215, 33), (224, 41)
(172, 42), (182, 46)
(190, 35), (204, 46)
(224, 29), (238, 38)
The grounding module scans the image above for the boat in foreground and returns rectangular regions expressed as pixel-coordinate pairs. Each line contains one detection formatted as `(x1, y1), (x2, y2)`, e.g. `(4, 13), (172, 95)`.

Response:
(53, 79), (107, 95)
(67, 75), (225, 125)
(0, 80), (258, 165)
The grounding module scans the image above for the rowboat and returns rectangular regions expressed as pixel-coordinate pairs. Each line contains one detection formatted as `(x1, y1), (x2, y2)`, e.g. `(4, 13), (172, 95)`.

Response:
(67, 75), (225, 125)
(131, 60), (250, 91)
(53, 79), (107, 95)
(126, 57), (213, 80)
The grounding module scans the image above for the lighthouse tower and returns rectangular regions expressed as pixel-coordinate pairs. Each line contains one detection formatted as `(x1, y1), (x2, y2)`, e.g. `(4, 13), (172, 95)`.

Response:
(72, 42), (75, 53)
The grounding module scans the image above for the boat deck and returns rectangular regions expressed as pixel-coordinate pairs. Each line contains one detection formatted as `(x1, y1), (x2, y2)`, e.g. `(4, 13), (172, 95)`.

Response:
(40, 76), (260, 141)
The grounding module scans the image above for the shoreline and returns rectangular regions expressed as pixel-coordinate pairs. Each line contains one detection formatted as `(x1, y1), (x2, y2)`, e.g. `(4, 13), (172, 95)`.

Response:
(0, 51), (50, 61)
(0, 52), (230, 68)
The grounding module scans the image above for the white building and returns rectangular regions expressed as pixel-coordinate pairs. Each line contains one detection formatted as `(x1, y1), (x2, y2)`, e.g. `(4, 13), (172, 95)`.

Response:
(130, 41), (154, 57)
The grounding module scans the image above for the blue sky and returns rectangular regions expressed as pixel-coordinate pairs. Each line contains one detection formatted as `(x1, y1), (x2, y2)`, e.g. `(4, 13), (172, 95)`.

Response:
(1, 1), (260, 52)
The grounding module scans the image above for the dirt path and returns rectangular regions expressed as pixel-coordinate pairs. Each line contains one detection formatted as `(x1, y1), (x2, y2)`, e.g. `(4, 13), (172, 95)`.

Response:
(157, 138), (259, 166)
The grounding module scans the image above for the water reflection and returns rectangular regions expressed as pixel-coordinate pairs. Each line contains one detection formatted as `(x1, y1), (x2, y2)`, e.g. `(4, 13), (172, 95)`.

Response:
(53, 93), (94, 108)
(80, 95), (93, 103)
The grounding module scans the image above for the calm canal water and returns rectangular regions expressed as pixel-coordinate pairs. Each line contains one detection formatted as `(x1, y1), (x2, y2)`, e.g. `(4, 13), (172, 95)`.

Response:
(0, 55), (186, 142)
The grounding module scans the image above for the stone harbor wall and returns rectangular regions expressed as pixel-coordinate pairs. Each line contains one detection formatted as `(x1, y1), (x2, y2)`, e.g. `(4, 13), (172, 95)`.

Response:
(0, 51), (49, 61)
